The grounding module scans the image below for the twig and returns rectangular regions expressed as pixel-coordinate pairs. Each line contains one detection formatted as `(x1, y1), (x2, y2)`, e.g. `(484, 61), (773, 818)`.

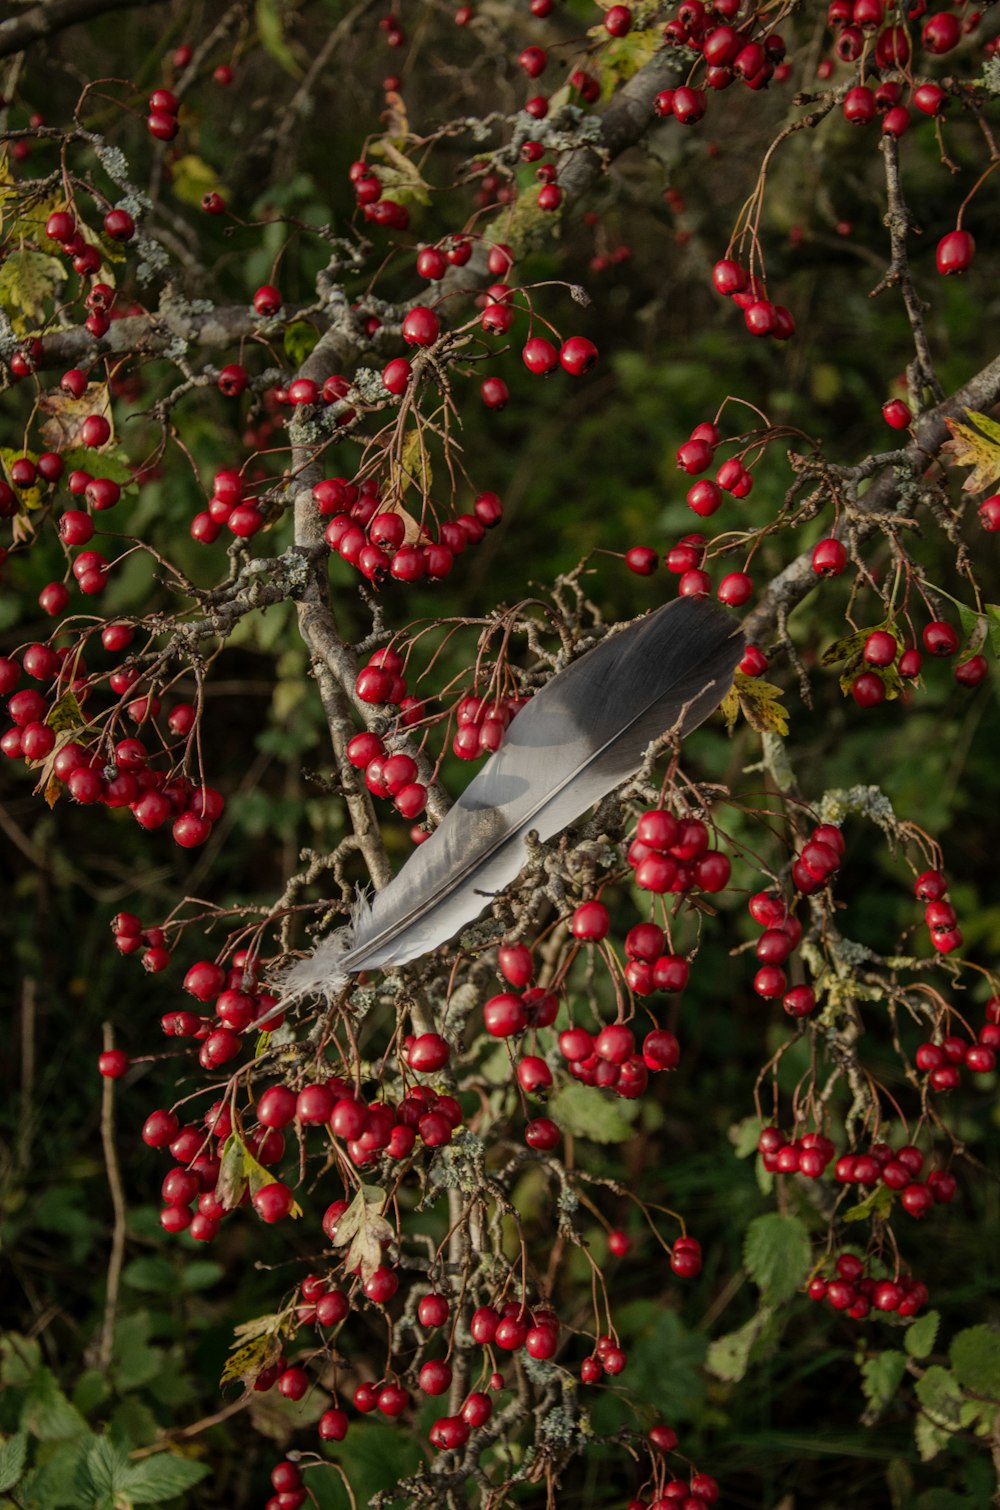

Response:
(97, 1022), (128, 1371)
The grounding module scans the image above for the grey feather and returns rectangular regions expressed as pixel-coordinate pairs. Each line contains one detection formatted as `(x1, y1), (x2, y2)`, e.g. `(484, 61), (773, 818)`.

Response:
(283, 596), (744, 997)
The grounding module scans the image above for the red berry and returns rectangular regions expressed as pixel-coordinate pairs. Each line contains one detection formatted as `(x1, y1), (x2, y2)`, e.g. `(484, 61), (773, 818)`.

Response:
(936, 229), (975, 276)
(558, 337), (598, 376)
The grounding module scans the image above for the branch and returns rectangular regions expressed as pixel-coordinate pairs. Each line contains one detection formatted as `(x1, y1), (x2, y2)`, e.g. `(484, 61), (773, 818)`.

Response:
(744, 351), (1000, 647)
(0, 0), (168, 60)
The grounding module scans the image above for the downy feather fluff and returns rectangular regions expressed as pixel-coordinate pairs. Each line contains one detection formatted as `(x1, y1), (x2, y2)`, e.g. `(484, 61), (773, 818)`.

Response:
(283, 596), (744, 998)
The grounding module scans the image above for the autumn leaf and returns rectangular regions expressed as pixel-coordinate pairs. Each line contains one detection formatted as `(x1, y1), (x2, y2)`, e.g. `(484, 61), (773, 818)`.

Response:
(733, 672), (789, 737)
(38, 382), (115, 453)
(328, 1184), (392, 1281)
(941, 410), (1000, 494)
(220, 1313), (290, 1387)
(217, 1133), (302, 1215)
(0, 250), (65, 334)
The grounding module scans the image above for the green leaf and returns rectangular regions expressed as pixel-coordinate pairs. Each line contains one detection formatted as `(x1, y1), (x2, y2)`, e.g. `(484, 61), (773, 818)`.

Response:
(75, 1434), (130, 1499)
(860, 1350), (907, 1416)
(548, 1081), (638, 1143)
(121, 1255), (176, 1293)
(58, 448), (134, 487)
(111, 1313), (161, 1393)
(949, 1325), (1000, 1399)
(284, 320), (319, 366)
(906, 1310), (941, 1360)
(256, 0), (302, 76)
(728, 1114), (763, 1159)
(985, 604), (1000, 659)
(916, 1365), (963, 1430)
(180, 1259), (223, 1291)
(915, 1411), (952, 1463)
(119, 1453), (210, 1503)
(72, 1370), (110, 1416)
(0, 1335), (42, 1387)
(705, 1308), (773, 1383)
(20, 1370), (88, 1442)
(0, 1433), (27, 1494)
(742, 1213), (811, 1306)
(843, 1183), (894, 1222)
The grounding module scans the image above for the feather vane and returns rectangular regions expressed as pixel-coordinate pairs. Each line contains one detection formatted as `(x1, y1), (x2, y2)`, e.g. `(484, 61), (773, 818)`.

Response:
(283, 597), (744, 997)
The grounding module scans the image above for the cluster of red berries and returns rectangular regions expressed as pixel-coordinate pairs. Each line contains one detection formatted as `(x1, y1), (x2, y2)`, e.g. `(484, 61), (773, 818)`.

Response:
(832, 1138), (956, 1220)
(626, 1427), (720, 1510)
(914, 867), (964, 956)
(650, 6), (789, 124)
(347, 724), (427, 820)
(40, 204), (134, 288)
(915, 993), (999, 1088)
(0, 633), (223, 844)
(826, 1), (979, 74)
(807, 1251), (929, 1320)
(626, 809), (733, 896)
(191, 467), (266, 544)
(347, 157), (410, 231)
(746, 889), (808, 1016)
(758, 1125), (835, 1179)
(325, 479), (502, 586)
(451, 689), (528, 759)
(146, 85), (180, 142)
(710, 257), (795, 342)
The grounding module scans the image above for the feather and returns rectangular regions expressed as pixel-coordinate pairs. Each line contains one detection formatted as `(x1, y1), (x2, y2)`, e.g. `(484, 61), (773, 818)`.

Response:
(283, 596), (744, 997)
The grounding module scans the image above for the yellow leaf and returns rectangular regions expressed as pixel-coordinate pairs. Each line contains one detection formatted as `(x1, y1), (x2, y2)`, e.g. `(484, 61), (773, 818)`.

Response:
(942, 413), (1000, 495)
(720, 683), (739, 732)
(171, 154), (226, 208)
(736, 673), (789, 737)
(0, 250), (65, 334)
(0, 448), (44, 513)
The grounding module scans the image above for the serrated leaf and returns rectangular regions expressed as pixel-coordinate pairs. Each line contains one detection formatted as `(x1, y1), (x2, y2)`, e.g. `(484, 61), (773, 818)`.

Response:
(37, 384), (114, 454)
(46, 690), (88, 735)
(119, 1453), (210, 1503)
(58, 447), (134, 487)
(737, 676), (789, 736)
(20, 1370), (88, 1442)
(942, 412), (1000, 494)
(75, 1434), (130, 1498)
(906, 1310), (940, 1360)
(743, 1213), (810, 1305)
(861, 1350), (907, 1416)
(916, 1364), (963, 1429)
(329, 1184), (392, 1282)
(284, 321), (319, 366)
(843, 1182), (894, 1222)
(0, 1433), (28, 1495)
(949, 1325), (1000, 1399)
(0, 250), (65, 334)
(839, 659), (902, 703)
(705, 1308), (772, 1382)
(915, 1411), (951, 1463)
(548, 1080), (638, 1143)
(220, 1316), (288, 1388)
